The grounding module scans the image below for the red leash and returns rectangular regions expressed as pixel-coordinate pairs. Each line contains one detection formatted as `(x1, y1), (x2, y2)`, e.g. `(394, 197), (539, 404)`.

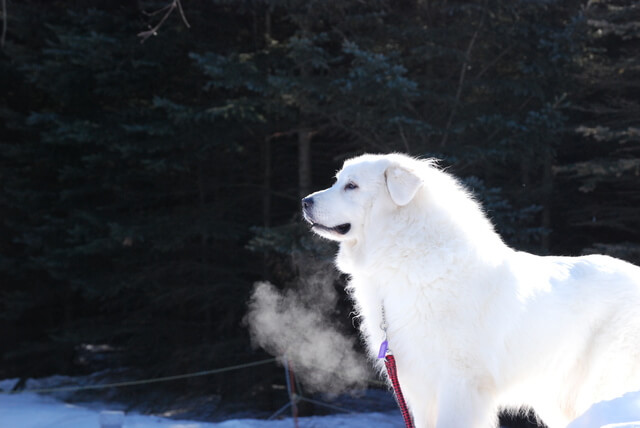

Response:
(384, 353), (416, 428)
(379, 304), (416, 428)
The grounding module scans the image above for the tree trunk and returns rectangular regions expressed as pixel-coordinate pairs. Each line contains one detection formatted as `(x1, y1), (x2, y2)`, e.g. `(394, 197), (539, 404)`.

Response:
(298, 129), (312, 199)
(262, 137), (272, 227)
(197, 159), (211, 342)
(541, 149), (553, 253)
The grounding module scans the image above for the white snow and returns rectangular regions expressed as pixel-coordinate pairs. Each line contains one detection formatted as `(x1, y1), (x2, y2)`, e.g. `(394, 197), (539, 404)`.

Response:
(568, 390), (640, 428)
(2, 384), (640, 427)
(0, 391), (404, 428)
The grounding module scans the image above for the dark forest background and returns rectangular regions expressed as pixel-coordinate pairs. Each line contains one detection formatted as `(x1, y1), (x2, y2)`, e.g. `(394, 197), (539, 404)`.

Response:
(0, 0), (639, 423)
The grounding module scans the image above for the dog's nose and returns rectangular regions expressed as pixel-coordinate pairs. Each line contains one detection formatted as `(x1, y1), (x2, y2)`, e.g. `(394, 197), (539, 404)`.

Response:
(301, 197), (314, 210)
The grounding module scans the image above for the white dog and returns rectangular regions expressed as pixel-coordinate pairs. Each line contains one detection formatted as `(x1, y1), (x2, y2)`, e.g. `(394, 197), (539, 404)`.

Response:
(302, 153), (640, 428)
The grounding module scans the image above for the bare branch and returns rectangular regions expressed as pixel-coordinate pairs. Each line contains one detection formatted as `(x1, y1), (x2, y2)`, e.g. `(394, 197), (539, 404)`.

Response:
(475, 44), (515, 80)
(142, 3), (173, 18)
(175, 0), (190, 29)
(440, 2), (488, 147)
(138, 0), (190, 43)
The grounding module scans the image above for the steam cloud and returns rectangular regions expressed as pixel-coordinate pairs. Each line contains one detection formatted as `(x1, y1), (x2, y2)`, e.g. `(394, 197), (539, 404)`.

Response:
(245, 254), (371, 394)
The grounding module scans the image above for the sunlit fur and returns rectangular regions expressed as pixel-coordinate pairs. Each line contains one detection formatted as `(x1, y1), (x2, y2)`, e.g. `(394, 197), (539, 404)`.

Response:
(303, 153), (640, 428)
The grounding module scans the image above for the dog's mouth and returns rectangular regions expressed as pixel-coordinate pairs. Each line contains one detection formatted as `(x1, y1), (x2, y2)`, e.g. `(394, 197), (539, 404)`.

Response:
(312, 223), (351, 235)
(303, 209), (351, 236)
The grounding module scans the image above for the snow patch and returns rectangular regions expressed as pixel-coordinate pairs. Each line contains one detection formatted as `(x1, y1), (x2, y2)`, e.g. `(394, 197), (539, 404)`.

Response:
(0, 392), (404, 428)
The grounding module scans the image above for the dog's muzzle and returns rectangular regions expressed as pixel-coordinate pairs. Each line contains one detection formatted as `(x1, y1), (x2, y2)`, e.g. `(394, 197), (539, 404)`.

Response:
(301, 197), (351, 235)
(301, 197), (315, 222)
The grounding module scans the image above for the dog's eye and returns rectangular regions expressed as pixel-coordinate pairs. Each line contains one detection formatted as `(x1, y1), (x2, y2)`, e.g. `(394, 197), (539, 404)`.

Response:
(344, 182), (358, 191)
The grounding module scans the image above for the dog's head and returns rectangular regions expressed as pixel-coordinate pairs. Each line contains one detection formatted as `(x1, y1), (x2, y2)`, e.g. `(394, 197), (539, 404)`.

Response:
(301, 154), (424, 243)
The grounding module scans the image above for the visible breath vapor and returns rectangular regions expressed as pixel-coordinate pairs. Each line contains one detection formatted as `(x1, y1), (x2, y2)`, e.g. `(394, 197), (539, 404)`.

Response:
(245, 254), (370, 394)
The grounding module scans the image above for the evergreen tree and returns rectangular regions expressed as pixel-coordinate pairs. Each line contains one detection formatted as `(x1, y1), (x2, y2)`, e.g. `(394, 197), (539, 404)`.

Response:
(554, 0), (640, 263)
(0, 2), (264, 385)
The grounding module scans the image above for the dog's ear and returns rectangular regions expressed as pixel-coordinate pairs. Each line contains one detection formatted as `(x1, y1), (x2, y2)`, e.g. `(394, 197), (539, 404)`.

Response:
(385, 165), (422, 206)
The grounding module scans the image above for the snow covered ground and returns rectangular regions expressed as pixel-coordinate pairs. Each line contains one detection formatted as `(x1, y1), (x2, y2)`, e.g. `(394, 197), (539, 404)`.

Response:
(568, 390), (640, 428)
(2, 381), (640, 427)
(0, 391), (403, 428)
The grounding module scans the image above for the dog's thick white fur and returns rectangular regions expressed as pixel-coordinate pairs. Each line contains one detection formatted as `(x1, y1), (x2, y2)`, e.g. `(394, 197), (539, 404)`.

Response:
(302, 153), (640, 428)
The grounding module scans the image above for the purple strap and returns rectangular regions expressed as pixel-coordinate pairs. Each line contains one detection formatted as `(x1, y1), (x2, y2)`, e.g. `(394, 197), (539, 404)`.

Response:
(377, 340), (389, 359)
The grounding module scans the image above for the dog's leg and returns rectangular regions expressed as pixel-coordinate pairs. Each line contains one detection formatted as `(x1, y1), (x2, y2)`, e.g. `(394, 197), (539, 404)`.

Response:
(435, 382), (498, 428)
(409, 396), (438, 428)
